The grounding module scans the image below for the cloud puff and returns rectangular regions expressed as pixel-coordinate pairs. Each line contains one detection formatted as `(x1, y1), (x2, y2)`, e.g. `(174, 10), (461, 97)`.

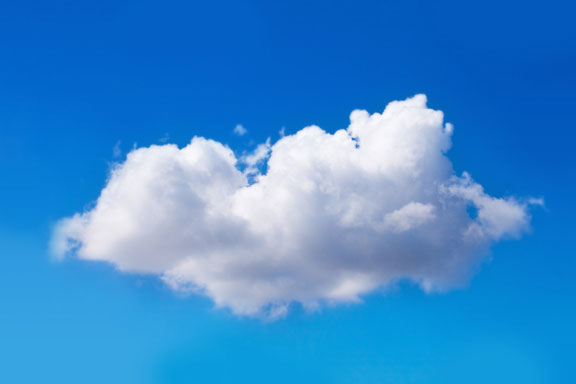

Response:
(234, 124), (247, 136)
(240, 138), (271, 176)
(53, 95), (538, 317)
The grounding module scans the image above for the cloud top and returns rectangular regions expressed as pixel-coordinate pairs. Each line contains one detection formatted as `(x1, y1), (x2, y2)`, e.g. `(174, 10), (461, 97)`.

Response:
(53, 95), (537, 317)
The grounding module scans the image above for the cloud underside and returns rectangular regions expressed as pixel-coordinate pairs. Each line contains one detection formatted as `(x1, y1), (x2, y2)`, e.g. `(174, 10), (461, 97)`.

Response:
(53, 95), (535, 317)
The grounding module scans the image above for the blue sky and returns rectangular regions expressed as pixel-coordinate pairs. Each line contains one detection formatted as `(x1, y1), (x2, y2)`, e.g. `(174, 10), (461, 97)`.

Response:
(1, 0), (575, 382)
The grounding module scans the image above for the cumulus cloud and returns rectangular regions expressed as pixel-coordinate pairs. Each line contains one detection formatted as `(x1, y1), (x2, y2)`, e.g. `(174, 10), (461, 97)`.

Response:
(52, 95), (539, 317)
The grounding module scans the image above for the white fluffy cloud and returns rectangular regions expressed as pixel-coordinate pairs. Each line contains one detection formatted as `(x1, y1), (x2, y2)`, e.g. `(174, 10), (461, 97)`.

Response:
(53, 95), (538, 317)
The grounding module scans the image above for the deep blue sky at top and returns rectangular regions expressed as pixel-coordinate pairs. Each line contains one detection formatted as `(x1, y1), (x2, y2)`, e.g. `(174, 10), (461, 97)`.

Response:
(0, 1), (575, 383)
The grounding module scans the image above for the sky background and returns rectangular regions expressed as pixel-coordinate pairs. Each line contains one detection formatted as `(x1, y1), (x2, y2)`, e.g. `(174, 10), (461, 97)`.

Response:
(1, 0), (575, 383)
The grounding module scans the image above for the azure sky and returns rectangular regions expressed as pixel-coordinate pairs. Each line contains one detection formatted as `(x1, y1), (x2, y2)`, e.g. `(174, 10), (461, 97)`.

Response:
(0, 1), (575, 383)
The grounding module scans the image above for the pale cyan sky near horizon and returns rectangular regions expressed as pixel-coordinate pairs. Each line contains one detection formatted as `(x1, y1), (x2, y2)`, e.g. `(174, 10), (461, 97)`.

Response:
(1, 0), (575, 383)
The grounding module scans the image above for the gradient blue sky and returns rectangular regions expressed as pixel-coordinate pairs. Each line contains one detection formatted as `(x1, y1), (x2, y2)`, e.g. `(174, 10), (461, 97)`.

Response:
(1, 0), (575, 383)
